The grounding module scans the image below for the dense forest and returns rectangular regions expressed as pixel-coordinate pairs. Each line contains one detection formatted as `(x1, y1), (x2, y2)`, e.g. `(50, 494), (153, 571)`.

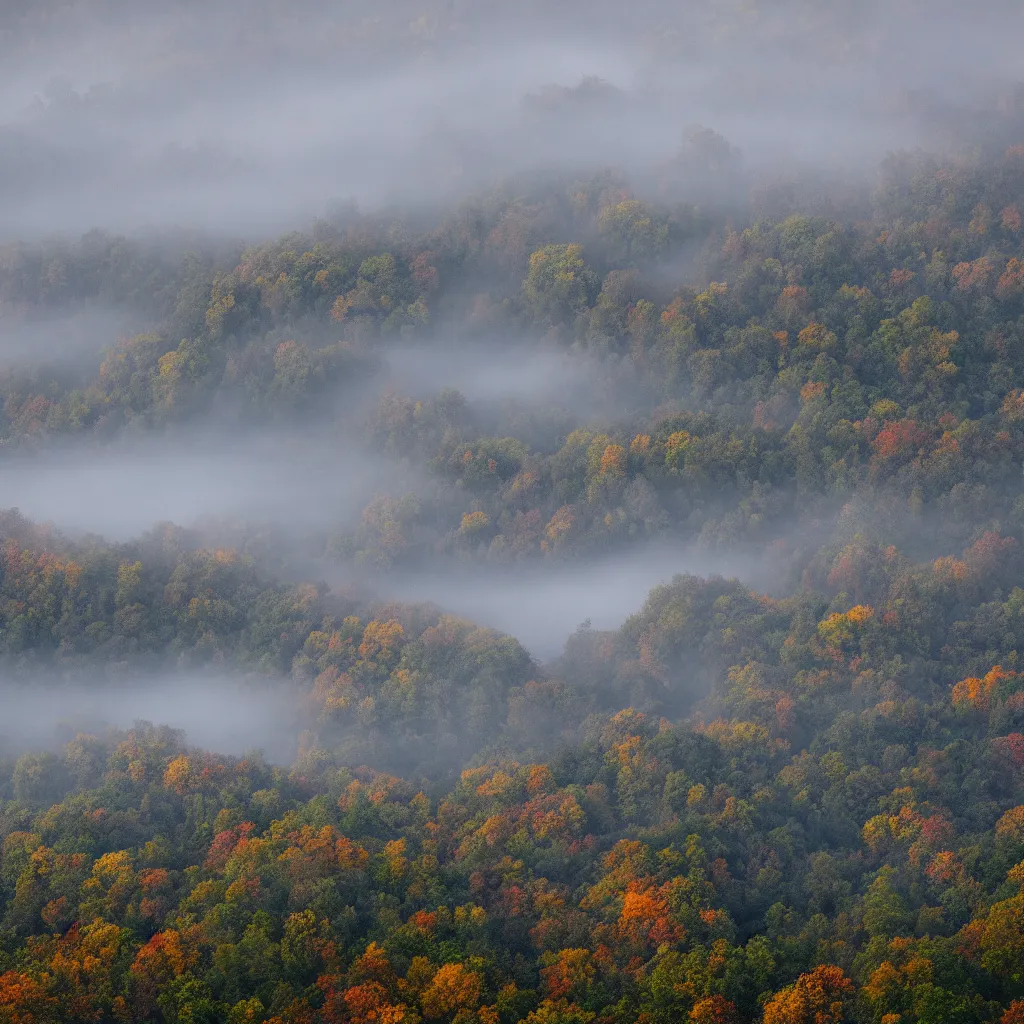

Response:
(4, 2), (1024, 1022)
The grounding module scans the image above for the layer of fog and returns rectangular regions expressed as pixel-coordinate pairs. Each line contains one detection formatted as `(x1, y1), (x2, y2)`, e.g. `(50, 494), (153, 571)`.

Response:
(379, 342), (596, 406)
(0, 429), (417, 541)
(0, 307), (144, 371)
(357, 541), (786, 660)
(369, 339), (646, 436)
(2, 1), (1023, 238)
(0, 676), (300, 762)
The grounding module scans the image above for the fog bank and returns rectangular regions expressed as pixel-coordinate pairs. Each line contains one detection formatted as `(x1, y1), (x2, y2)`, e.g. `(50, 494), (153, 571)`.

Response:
(362, 541), (785, 660)
(0, 429), (414, 540)
(0, 676), (300, 762)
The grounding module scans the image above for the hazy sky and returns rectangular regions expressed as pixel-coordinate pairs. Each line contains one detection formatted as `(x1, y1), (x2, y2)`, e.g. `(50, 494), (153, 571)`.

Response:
(2, 0), (1022, 238)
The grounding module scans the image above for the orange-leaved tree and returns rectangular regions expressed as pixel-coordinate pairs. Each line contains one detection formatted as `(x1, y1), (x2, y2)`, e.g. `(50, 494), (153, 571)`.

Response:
(762, 966), (855, 1024)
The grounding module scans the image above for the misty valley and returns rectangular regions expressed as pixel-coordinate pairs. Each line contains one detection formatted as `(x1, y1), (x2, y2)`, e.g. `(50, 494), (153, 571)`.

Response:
(3, 1), (1024, 1023)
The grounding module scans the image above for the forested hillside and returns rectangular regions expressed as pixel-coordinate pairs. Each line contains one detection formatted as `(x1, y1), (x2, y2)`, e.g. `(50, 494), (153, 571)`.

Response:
(4, 1), (1024, 1021)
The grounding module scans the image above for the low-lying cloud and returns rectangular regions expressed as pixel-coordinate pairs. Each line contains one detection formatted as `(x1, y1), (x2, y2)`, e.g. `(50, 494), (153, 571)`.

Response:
(360, 541), (786, 660)
(0, 428), (415, 540)
(0, 307), (144, 370)
(0, 675), (301, 762)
